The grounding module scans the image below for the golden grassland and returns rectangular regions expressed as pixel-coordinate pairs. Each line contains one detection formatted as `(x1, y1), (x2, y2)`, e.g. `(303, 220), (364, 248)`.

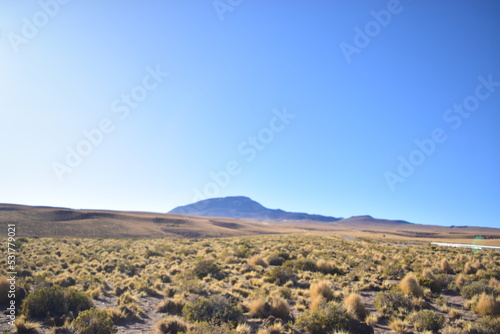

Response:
(0, 234), (499, 334)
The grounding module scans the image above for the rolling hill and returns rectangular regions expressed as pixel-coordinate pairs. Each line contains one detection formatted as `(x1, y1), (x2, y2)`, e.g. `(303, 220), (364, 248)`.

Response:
(1, 201), (499, 246)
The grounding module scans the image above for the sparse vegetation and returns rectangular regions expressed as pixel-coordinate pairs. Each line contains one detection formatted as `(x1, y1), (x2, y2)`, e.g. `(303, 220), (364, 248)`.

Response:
(1, 233), (498, 333)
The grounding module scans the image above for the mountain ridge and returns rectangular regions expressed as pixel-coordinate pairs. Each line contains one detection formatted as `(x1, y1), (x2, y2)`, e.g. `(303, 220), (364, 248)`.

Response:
(169, 196), (342, 222)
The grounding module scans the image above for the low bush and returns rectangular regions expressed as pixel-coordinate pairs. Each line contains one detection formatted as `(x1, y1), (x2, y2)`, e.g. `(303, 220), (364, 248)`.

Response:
(461, 280), (496, 299)
(374, 290), (413, 317)
(71, 308), (115, 334)
(469, 316), (500, 334)
(263, 267), (297, 286)
(183, 294), (242, 325)
(192, 259), (224, 280)
(22, 285), (93, 319)
(408, 309), (445, 332)
(295, 301), (349, 334)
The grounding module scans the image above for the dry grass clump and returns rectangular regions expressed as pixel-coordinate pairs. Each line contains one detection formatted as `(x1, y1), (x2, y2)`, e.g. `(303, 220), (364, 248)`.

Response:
(464, 261), (482, 275)
(156, 298), (185, 315)
(490, 277), (500, 291)
(400, 273), (423, 297)
(440, 259), (453, 273)
(343, 293), (367, 320)
(388, 318), (407, 334)
(155, 316), (189, 334)
(474, 293), (500, 316)
(365, 314), (378, 327)
(310, 281), (334, 301)
(316, 259), (339, 275)
(248, 299), (272, 318)
(448, 308), (462, 319)
(270, 297), (290, 319)
(440, 326), (466, 334)
(235, 323), (253, 334)
(248, 255), (268, 268)
(14, 316), (43, 334)
(456, 274), (466, 288)
(422, 268), (435, 280)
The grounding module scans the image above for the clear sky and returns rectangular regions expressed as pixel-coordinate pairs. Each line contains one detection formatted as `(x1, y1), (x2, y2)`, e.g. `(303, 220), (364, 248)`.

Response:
(1, 0), (499, 228)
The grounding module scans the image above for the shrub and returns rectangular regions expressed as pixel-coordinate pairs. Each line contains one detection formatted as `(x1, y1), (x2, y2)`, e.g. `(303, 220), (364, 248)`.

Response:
(264, 267), (297, 286)
(22, 285), (93, 319)
(343, 293), (367, 320)
(469, 317), (500, 334)
(295, 301), (349, 334)
(408, 309), (445, 332)
(400, 273), (423, 297)
(183, 294), (242, 325)
(474, 293), (500, 316)
(192, 259), (224, 279)
(71, 308), (114, 334)
(310, 282), (334, 301)
(292, 258), (317, 272)
(461, 280), (496, 299)
(374, 290), (413, 317)
(267, 255), (285, 266)
(155, 316), (188, 334)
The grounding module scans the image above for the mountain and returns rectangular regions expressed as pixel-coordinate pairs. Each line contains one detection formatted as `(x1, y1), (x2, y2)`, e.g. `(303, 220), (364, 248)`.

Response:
(168, 196), (342, 222)
(1, 202), (499, 245)
(337, 215), (412, 226)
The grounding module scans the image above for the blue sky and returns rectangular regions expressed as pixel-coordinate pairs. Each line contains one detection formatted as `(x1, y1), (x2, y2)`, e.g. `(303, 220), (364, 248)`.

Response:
(1, 0), (499, 228)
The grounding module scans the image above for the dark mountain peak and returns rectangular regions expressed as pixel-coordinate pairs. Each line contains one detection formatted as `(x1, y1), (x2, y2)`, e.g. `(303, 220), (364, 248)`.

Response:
(351, 215), (374, 219)
(169, 196), (341, 222)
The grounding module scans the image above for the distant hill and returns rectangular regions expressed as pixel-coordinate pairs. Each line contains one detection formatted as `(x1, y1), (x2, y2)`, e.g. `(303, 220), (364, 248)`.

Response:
(0, 203), (305, 238)
(168, 196), (342, 222)
(1, 202), (499, 245)
(337, 215), (413, 226)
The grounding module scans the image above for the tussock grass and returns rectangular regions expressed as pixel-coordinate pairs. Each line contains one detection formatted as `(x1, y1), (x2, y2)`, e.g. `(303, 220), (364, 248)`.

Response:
(400, 273), (423, 297)
(343, 293), (367, 320)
